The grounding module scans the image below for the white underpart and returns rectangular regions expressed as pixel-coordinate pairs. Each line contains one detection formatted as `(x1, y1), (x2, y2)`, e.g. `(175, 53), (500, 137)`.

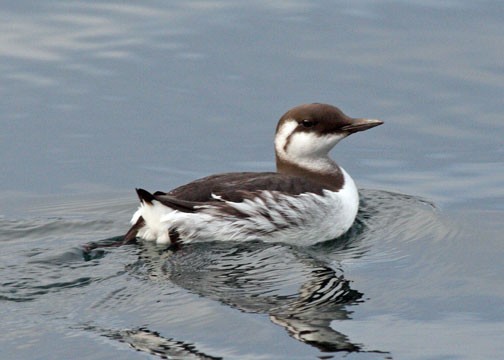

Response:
(131, 201), (172, 244)
(275, 119), (347, 173)
(130, 169), (359, 246)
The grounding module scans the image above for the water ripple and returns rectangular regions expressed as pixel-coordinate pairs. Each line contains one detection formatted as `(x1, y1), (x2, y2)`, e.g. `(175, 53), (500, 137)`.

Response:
(0, 188), (459, 357)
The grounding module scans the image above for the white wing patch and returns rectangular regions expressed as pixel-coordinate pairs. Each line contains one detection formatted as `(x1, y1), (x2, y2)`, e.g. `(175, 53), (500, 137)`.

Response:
(210, 193), (224, 201)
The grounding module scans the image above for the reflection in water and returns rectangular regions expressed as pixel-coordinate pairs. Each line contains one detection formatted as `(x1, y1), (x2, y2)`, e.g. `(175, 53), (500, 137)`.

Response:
(86, 190), (439, 357)
(0, 189), (448, 358)
(82, 325), (222, 360)
(133, 240), (368, 353)
(268, 267), (363, 353)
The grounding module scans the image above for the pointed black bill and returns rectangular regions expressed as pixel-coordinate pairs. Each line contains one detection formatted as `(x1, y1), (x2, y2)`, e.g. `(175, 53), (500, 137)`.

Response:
(341, 118), (383, 133)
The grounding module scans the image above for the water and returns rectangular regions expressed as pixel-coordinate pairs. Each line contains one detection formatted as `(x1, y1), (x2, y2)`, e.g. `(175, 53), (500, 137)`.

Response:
(1, 1), (503, 359)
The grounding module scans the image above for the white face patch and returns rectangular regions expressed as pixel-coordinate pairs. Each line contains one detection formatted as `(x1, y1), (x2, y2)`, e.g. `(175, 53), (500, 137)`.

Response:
(274, 120), (298, 157)
(275, 119), (346, 163)
(287, 131), (345, 158)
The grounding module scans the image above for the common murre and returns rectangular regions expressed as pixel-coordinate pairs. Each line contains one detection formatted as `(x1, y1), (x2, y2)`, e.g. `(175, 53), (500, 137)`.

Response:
(124, 103), (382, 246)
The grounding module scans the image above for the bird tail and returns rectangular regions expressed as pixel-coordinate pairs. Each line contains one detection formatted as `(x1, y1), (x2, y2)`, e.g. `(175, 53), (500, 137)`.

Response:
(122, 188), (153, 244)
(123, 215), (145, 244)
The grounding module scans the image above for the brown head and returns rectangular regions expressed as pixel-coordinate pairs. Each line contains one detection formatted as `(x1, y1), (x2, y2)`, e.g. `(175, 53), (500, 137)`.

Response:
(274, 103), (383, 187)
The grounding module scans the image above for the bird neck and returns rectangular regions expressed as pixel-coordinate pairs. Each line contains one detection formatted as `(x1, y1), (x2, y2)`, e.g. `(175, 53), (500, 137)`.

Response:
(275, 154), (344, 191)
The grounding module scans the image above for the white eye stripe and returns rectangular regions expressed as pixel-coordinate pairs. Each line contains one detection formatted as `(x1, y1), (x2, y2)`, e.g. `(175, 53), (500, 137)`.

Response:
(274, 120), (298, 157)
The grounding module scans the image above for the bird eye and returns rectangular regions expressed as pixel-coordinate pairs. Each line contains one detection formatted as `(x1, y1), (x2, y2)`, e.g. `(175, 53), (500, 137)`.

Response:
(301, 119), (317, 128)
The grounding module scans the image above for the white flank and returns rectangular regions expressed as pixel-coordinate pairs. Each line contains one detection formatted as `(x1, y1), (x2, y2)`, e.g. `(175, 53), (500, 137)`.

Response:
(130, 168), (359, 246)
(131, 201), (173, 244)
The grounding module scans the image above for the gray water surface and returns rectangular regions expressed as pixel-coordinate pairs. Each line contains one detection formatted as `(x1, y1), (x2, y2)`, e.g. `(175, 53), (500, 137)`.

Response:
(1, 1), (504, 359)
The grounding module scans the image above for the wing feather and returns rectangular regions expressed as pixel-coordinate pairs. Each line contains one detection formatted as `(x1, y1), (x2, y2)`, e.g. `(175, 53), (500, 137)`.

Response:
(129, 173), (331, 241)
(161, 172), (326, 205)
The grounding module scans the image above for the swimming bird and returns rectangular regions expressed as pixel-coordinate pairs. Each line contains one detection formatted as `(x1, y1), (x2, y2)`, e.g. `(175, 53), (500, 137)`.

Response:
(124, 103), (382, 246)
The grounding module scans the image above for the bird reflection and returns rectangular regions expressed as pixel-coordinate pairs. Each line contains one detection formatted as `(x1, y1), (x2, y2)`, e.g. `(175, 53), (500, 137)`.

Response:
(82, 190), (420, 358)
(124, 233), (386, 355)
(81, 324), (222, 360)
